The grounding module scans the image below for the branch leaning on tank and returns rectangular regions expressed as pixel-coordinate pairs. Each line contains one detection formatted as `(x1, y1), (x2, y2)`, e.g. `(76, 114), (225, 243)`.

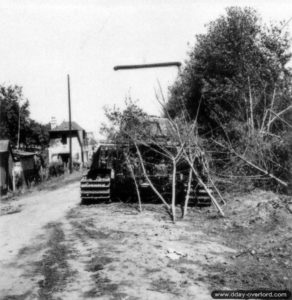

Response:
(134, 142), (171, 211)
(212, 139), (288, 188)
(124, 151), (142, 213)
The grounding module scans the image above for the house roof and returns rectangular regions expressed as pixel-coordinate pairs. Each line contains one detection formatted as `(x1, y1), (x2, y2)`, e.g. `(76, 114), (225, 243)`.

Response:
(13, 150), (36, 157)
(50, 121), (85, 132)
(0, 140), (10, 153)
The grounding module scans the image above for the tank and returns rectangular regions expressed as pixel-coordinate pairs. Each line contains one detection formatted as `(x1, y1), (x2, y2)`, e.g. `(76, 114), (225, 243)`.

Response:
(80, 141), (212, 206)
(81, 117), (212, 205)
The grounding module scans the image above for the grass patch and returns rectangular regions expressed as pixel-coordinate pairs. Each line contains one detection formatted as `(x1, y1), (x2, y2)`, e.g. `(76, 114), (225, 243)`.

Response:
(145, 267), (161, 274)
(18, 242), (46, 257)
(86, 256), (114, 272)
(70, 220), (111, 240)
(1, 291), (31, 300)
(3, 171), (81, 202)
(83, 274), (119, 298)
(150, 277), (180, 296)
(69, 219), (128, 242)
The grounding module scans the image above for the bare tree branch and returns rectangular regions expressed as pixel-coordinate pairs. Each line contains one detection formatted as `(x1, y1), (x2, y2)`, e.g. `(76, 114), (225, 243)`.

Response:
(212, 139), (288, 187)
(134, 142), (171, 210)
(124, 152), (142, 212)
(268, 108), (292, 129)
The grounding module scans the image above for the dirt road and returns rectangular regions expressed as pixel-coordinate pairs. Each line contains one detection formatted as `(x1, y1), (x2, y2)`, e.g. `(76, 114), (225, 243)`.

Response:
(2, 182), (290, 300)
(0, 182), (80, 261)
(0, 182), (80, 298)
(0, 181), (237, 300)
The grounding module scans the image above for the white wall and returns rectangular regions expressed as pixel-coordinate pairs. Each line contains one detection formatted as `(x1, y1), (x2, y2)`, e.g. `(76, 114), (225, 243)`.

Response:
(48, 136), (84, 164)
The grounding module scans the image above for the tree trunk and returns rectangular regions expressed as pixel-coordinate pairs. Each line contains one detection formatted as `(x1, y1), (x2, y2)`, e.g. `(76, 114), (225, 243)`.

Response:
(248, 76), (254, 136)
(171, 159), (177, 223)
(267, 87), (277, 133)
(286, 110), (292, 195)
(183, 167), (193, 218)
(125, 153), (142, 212)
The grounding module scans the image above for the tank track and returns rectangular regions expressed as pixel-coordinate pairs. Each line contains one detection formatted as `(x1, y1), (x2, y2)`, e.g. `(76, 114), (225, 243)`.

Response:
(80, 175), (111, 202)
(184, 183), (212, 207)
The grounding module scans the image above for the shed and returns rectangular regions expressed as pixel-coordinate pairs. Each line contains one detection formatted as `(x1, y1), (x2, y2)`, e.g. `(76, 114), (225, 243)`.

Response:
(0, 140), (14, 196)
(14, 150), (38, 186)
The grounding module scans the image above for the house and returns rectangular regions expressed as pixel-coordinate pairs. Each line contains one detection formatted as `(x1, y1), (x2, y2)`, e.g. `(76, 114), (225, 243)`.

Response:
(0, 140), (14, 196)
(48, 121), (88, 166)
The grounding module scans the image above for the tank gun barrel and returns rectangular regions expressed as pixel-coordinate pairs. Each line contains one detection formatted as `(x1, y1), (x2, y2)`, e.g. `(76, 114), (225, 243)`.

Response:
(113, 62), (181, 71)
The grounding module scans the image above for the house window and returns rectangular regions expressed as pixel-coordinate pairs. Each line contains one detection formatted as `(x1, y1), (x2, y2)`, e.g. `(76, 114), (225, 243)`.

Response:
(61, 135), (67, 144)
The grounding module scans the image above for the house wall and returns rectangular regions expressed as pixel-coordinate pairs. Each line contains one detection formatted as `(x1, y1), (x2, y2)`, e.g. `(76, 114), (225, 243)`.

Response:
(48, 136), (84, 164)
(0, 152), (8, 194)
(0, 152), (13, 195)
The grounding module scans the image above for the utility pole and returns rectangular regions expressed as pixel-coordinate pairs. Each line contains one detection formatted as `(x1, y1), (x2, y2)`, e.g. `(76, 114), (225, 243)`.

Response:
(67, 74), (72, 174)
(17, 103), (21, 149)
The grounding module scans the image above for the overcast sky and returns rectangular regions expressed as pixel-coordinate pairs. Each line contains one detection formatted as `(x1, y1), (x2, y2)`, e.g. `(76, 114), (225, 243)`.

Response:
(1, 0), (292, 136)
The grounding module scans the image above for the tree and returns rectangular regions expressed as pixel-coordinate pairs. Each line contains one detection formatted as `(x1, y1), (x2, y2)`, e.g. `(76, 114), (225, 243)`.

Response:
(167, 7), (292, 137)
(24, 120), (50, 149)
(166, 7), (292, 191)
(0, 85), (30, 146)
(0, 84), (50, 148)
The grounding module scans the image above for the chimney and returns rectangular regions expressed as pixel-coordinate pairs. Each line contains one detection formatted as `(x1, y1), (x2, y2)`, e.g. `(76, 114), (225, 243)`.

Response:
(50, 116), (57, 129)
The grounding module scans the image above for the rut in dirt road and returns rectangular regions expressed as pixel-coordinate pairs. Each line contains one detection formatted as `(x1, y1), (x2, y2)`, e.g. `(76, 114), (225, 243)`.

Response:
(0, 181), (80, 298)
(28, 204), (234, 300)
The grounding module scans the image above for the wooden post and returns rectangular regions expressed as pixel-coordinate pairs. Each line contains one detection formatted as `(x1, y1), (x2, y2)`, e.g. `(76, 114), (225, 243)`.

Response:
(12, 169), (16, 192)
(67, 74), (72, 174)
(183, 167), (193, 218)
(17, 103), (21, 149)
(171, 158), (177, 223)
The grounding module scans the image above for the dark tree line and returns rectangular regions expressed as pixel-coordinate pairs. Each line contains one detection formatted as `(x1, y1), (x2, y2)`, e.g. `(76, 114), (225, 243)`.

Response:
(165, 7), (292, 191)
(166, 7), (292, 136)
(0, 85), (50, 149)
